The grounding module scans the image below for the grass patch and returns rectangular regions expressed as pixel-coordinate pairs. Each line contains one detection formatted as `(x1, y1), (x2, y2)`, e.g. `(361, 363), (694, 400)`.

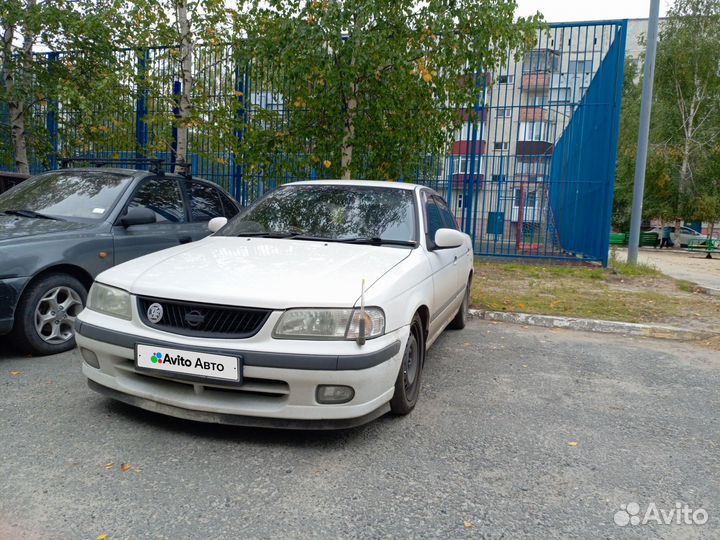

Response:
(471, 259), (719, 328)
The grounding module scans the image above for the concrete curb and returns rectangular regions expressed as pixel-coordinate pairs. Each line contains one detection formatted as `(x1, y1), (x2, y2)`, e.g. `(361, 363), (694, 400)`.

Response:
(468, 309), (719, 342)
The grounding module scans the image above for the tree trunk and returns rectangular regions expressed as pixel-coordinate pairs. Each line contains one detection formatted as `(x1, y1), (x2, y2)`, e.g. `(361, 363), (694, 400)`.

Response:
(340, 90), (356, 180)
(174, 0), (193, 175)
(2, 11), (33, 175)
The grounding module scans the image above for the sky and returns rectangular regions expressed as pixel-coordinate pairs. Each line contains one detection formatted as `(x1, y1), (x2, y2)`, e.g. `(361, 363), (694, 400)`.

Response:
(516, 0), (671, 22)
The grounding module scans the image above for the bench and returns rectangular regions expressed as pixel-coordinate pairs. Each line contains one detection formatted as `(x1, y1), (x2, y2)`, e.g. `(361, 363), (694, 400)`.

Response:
(608, 232), (658, 247)
(687, 238), (720, 259)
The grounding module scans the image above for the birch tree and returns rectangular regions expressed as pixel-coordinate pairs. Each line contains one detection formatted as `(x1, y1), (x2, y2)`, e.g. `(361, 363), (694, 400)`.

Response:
(1, 0), (38, 174)
(655, 0), (720, 242)
(236, 0), (542, 182)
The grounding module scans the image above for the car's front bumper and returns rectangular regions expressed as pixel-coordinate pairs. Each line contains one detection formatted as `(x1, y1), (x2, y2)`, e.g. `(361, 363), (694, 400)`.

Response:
(0, 276), (29, 335)
(76, 309), (408, 429)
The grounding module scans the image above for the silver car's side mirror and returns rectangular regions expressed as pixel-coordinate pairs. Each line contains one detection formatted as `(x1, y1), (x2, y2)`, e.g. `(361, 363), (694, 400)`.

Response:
(208, 217), (228, 233)
(433, 228), (465, 249)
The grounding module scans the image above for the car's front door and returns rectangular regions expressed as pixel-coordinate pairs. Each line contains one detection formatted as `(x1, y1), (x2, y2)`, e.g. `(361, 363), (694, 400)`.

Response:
(112, 177), (189, 265)
(423, 191), (465, 334)
(185, 180), (240, 241)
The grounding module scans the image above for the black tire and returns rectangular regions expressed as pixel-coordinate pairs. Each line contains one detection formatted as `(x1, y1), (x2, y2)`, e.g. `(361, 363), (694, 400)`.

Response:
(390, 313), (425, 415)
(448, 277), (471, 330)
(10, 274), (87, 356)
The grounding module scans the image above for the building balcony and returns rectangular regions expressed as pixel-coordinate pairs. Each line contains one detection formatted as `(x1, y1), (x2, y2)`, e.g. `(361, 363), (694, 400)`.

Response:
(450, 140), (486, 156)
(521, 72), (551, 92)
(451, 173), (484, 190)
(519, 107), (549, 122)
(516, 140), (554, 156)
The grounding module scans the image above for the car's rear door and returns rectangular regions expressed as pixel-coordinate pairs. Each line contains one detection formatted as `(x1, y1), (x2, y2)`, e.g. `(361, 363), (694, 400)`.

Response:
(185, 180), (241, 241)
(112, 176), (189, 265)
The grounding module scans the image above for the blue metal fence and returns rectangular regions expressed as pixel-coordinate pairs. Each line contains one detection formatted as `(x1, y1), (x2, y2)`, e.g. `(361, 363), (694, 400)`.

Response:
(1, 21), (627, 265)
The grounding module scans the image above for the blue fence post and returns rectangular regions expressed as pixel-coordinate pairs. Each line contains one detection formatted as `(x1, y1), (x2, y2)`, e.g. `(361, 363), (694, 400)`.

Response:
(171, 80), (181, 171)
(135, 48), (149, 160)
(46, 52), (60, 170)
(233, 59), (249, 204)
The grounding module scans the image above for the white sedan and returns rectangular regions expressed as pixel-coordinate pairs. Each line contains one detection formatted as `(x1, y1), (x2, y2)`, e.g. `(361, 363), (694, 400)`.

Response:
(75, 180), (474, 429)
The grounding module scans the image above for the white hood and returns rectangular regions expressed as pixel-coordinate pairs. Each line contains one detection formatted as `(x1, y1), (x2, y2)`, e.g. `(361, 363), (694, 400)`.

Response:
(97, 236), (413, 309)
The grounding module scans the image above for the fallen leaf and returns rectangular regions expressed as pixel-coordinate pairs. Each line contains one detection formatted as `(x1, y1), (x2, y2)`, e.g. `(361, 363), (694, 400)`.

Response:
(10, 371), (22, 376)
(96, 535), (108, 540)
(120, 463), (132, 472)
(104, 463), (113, 470)
(463, 521), (474, 529)
(567, 441), (578, 447)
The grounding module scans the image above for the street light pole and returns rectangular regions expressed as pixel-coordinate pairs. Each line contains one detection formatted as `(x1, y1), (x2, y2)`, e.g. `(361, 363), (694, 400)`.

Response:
(627, 0), (661, 265)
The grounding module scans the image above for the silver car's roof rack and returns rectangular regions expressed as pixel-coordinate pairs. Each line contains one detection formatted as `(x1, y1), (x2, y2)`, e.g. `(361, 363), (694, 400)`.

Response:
(59, 157), (166, 176)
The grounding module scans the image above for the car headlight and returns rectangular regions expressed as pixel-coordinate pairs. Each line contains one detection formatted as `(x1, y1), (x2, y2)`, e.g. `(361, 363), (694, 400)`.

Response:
(87, 283), (132, 320)
(273, 308), (385, 340)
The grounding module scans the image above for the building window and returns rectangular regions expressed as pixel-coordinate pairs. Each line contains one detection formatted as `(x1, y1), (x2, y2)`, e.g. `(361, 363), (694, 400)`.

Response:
(497, 74), (514, 84)
(452, 156), (481, 175)
(496, 108), (512, 118)
(569, 60), (593, 74)
(514, 189), (537, 207)
(493, 142), (509, 151)
(491, 174), (507, 183)
(523, 49), (560, 73)
(519, 122), (547, 142)
(550, 88), (571, 103)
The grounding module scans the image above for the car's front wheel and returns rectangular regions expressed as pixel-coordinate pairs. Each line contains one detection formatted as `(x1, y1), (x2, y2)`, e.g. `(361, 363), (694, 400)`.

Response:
(390, 313), (425, 415)
(11, 274), (87, 355)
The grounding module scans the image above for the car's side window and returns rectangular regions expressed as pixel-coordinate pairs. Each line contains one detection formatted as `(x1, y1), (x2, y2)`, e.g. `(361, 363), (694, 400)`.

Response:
(127, 178), (185, 223)
(190, 182), (225, 222)
(425, 197), (445, 241)
(433, 195), (459, 231)
(218, 192), (240, 219)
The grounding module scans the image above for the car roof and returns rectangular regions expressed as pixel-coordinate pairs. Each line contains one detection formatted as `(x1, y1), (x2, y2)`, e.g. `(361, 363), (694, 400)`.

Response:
(290, 179), (421, 191)
(53, 167), (216, 184)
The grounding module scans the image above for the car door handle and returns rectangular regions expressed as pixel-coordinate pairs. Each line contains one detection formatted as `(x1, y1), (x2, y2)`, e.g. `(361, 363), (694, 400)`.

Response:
(453, 255), (458, 264)
(179, 236), (193, 244)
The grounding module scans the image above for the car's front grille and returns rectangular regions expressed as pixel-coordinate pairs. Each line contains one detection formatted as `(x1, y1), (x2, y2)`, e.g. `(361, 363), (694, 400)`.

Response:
(137, 296), (271, 338)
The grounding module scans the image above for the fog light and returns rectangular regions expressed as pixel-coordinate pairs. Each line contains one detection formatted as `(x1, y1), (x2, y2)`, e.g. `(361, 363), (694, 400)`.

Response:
(80, 347), (99, 368)
(316, 385), (355, 404)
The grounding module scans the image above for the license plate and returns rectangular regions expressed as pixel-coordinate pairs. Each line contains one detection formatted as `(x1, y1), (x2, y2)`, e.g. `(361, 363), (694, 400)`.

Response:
(136, 344), (240, 383)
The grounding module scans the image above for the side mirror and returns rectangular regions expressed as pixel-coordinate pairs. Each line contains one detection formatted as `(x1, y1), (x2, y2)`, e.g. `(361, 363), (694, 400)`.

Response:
(434, 228), (465, 249)
(120, 207), (156, 227)
(208, 216), (228, 233)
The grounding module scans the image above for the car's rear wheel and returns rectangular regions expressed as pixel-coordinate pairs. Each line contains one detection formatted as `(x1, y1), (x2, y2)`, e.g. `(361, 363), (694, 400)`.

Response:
(11, 274), (87, 356)
(390, 313), (425, 415)
(448, 277), (471, 330)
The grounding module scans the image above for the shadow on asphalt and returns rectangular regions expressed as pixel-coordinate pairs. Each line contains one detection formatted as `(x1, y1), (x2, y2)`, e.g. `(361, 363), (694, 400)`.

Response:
(96, 393), (389, 446)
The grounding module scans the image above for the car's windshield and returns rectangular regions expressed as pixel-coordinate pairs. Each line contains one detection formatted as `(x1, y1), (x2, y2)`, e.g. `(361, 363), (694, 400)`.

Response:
(218, 184), (417, 244)
(0, 170), (134, 221)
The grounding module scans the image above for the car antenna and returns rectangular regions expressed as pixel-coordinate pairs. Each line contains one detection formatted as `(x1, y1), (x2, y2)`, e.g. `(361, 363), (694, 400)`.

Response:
(357, 278), (366, 346)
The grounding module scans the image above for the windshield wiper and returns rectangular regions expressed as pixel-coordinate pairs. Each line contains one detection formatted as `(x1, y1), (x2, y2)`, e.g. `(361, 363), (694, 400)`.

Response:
(339, 237), (417, 247)
(236, 231), (303, 238)
(1, 209), (65, 221)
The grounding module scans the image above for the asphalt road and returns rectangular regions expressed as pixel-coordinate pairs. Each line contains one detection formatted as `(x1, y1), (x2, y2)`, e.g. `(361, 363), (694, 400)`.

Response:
(1, 321), (718, 539)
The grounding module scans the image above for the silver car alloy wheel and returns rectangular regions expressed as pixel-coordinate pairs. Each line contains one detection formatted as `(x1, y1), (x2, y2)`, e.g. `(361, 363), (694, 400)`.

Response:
(34, 286), (83, 344)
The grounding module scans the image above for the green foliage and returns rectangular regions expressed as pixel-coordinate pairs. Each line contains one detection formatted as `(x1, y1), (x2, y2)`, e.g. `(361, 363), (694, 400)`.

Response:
(615, 0), (720, 229)
(234, 0), (543, 181)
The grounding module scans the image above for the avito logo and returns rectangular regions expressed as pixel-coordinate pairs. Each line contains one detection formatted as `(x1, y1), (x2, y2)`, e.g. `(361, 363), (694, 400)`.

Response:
(148, 351), (225, 372)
